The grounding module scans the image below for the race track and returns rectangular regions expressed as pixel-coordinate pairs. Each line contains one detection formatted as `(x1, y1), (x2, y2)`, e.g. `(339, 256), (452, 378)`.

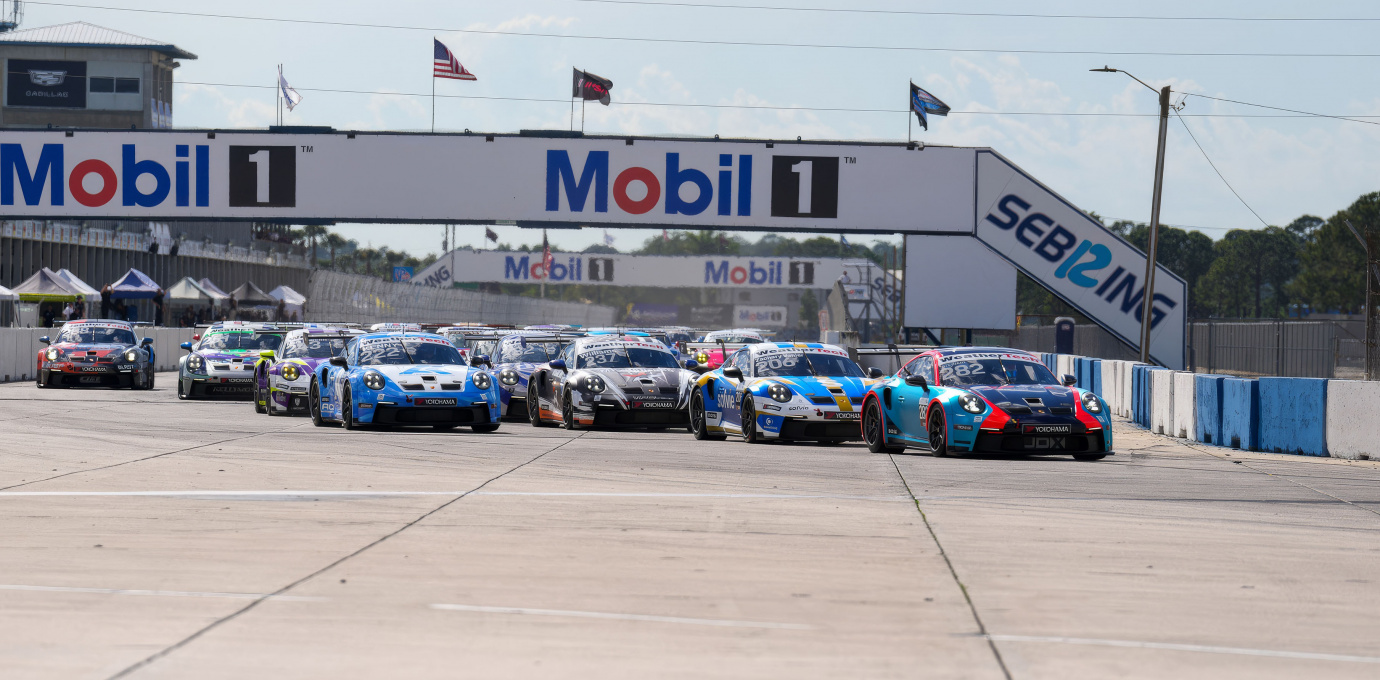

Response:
(2, 373), (1378, 679)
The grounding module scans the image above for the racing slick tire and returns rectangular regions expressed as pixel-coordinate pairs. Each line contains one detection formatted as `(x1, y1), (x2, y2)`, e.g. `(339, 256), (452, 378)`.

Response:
(310, 381), (331, 427)
(138, 369), (155, 391)
(741, 396), (763, 444)
(690, 391), (726, 441)
(1073, 453), (1108, 461)
(561, 390), (581, 430)
(863, 398), (906, 454)
(528, 390), (553, 427)
(342, 387), (363, 431)
(928, 409), (949, 457)
(472, 423), (500, 433)
(254, 383), (267, 414)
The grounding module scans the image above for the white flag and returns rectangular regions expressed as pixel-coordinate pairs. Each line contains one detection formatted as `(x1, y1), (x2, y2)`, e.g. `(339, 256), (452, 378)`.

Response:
(278, 65), (303, 111)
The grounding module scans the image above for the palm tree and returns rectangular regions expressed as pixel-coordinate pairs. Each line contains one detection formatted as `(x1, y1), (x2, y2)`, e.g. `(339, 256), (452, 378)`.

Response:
(302, 225), (329, 267)
(357, 248), (379, 276)
(323, 233), (347, 269)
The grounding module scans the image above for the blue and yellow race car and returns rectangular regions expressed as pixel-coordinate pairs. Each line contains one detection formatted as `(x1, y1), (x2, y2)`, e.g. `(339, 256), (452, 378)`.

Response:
(309, 331), (501, 432)
(859, 347), (1112, 460)
(688, 342), (883, 443)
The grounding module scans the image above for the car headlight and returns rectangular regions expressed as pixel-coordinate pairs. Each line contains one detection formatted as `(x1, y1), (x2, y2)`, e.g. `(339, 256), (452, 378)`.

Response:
(695, 351), (709, 364)
(188, 354), (205, 373)
(281, 364), (300, 381)
(767, 383), (793, 403)
(363, 371), (386, 390)
(1081, 392), (1103, 414)
(498, 369), (520, 386)
(583, 375), (606, 393)
(958, 394), (985, 413)
(124, 350), (139, 363)
(46, 348), (58, 361)
(472, 371), (493, 390)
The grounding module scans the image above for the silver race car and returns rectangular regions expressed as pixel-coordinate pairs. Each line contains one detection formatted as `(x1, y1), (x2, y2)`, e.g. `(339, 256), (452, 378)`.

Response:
(527, 334), (699, 430)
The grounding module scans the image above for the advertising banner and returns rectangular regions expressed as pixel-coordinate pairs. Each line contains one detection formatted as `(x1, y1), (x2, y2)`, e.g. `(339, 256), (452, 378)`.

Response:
(412, 249), (847, 290)
(974, 151), (1185, 368)
(0, 130), (977, 233)
(734, 305), (789, 327)
(6, 60), (86, 109)
(624, 303), (679, 325)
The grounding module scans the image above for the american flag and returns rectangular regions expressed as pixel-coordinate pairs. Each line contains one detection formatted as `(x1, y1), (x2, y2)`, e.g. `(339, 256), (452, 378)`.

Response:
(434, 39), (476, 81)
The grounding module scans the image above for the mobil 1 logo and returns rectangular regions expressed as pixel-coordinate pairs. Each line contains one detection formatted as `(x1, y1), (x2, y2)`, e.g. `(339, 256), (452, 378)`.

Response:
(228, 146), (296, 207)
(770, 156), (839, 219)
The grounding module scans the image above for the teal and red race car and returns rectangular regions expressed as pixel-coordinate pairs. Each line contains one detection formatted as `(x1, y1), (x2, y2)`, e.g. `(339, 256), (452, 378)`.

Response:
(860, 347), (1112, 460)
(253, 326), (362, 415)
(688, 342), (883, 443)
(36, 319), (155, 389)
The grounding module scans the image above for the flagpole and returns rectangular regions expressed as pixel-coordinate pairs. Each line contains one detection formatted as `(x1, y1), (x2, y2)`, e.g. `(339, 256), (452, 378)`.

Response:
(907, 81), (912, 143)
(570, 68), (577, 131)
(581, 97), (586, 132)
(276, 65), (281, 127)
(431, 73), (436, 133)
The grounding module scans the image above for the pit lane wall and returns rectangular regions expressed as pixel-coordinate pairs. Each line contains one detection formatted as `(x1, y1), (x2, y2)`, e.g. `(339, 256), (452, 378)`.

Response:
(0, 326), (198, 383)
(1038, 352), (1379, 460)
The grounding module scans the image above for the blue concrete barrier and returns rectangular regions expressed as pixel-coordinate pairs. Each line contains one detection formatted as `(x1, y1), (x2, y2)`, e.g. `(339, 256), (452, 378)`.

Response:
(1258, 377), (1329, 457)
(1221, 378), (1260, 451)
(1091, 359), (1103, 398)
(1132, 364), (1146, 427)
(1194, 375), (1227, 446)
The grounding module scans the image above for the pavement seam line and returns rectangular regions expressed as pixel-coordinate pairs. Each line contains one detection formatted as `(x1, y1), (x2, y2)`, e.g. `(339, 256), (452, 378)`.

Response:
(888, 454), (1013, 680)
(1178, 439), (1380, 520)
(105, 431), (586, 680)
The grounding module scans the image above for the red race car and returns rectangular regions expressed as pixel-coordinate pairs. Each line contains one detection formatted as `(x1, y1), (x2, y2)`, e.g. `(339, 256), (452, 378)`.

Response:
(37, 319), (156, 389)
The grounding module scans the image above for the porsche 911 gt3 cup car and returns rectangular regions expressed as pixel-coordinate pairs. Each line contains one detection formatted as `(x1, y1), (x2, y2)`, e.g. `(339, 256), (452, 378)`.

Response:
(859, 347), (1112, 460)
(177, 322), (288, 400)
(253, 326), (361, 416)
(687, 328), (767, 370)
(370, 322), (422, 332)
(488, 331), (577, 420)
(36, 319), (156, 389)
(689, 342), (882, 443)
(309, 331), (501, 431)
(527, 334), (698, 430)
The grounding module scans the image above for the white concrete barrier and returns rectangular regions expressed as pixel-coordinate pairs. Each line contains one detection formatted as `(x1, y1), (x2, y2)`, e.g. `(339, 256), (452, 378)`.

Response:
(1, 326), (198, 382)
(1056, 354), (1079, 381)
(1101, 360), (1120, 415)
(1151, 369), (1175, 435)
(1172, 371), (1197, 438)
(1325, 380), (1380, 460)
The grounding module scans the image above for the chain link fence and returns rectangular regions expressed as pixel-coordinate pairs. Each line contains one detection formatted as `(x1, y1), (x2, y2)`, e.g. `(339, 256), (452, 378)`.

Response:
(304, 271), (617, 326)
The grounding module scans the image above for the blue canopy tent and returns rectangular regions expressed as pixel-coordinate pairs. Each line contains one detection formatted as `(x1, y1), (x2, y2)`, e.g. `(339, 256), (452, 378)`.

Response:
(110, 268), (161, 299)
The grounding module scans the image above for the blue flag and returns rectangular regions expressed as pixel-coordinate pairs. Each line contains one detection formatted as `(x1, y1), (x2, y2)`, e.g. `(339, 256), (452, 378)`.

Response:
(910, 81), (951, 131)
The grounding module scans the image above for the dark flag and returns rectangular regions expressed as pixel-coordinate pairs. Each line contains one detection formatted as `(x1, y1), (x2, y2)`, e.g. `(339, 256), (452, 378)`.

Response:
(541, 231), (554, 277)
(572, 68), (613, 106)
(485, 227), (499, 242)
(910, 81), (951, 131)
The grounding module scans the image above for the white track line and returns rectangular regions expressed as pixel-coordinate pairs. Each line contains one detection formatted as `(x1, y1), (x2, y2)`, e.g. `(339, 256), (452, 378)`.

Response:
(0, 490), (906, 501)
(987, 634), (1380, 664)
(431, 603), (812, 630)
(0, 584), (323, 601)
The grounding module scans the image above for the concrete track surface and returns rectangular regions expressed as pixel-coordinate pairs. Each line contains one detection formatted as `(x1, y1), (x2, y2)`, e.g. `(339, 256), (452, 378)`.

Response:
(2, 373), (1379, 680)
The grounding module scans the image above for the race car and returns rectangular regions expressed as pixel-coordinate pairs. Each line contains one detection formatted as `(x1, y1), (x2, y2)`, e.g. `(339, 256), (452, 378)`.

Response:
(252, 326), (361, 416)
(689, 342), (882, 443)
(370, 322), (423, 332)
(489, 331), (576, 420)
(176, 322), (288, 400)
(437, 327), (509, 362)
(36, 319), (155, 389)
(687, 328), (767, 370)
(309, 331), (500, 431)
(860, 347), (1112, 460)
(527, 334), (698, 430)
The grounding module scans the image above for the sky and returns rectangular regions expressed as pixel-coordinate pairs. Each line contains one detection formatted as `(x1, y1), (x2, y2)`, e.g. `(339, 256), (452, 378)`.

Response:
(19, 0), (1380, 257)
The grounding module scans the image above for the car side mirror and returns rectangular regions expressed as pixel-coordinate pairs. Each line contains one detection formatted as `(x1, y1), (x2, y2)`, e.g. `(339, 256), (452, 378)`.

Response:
(329, 356), (348, 367)
(142, 337), (154, 346)
(193, 334), (200, 341)
(470, 354), (491, 367)
(867, 367), (884, 379)
(904, 374), (929, 390)
(1060, 373), (1077, 387)
(259, 350), (275, 359)
(683, 359), (699, 370)
(549, 358), (567, 371)
(39, 336), (50, 345)
(180, 341), (193, 351)
(723, 366), (743, 380)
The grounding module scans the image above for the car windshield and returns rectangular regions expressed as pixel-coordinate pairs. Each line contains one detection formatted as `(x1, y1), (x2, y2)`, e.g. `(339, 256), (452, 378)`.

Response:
(56, 326), (136, 345)
(577, 346), (681, 369)
(281, 336), (351, 360)
(467, 339), (498, 358)
(357, 337), (464, 365)
(753, 351), (864, 377)
(200, 332), (283, 352)
(498, 340), (561, 363)
(706, 334), (762, 344)
(938, 357), (1057, 386)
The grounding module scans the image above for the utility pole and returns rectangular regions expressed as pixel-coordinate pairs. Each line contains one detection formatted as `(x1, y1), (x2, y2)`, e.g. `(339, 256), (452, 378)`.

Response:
(1093, 67), (1170, 365)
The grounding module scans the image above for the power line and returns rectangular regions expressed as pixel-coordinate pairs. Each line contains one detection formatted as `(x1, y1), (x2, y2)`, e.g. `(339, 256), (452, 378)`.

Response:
(573, 0), (1380, 23)
(180, 81), (1380, 120)
(25, 1), (1380, 59)
(1183, 92), (1380, 127)
(1172, 109), (1271, 228)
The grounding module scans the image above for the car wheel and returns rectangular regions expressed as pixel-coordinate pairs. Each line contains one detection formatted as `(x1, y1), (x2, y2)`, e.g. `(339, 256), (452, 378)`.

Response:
(741, 396), (761, 444)
(254, 383), (267, 414)
(266, 389), (281, 416)
(143, 369), (155, 390)
(343, 387), (361, 430)
(928, 409), (949, 457)
(691, 390), (726, 441)
(310, 381), (330, 427)
(529, 390), (552, 427)
(562, 390), (580, 430)
(472, 423), (500, 433)
(1073, 453), (1108, 461)
(864, 398), (905, 454)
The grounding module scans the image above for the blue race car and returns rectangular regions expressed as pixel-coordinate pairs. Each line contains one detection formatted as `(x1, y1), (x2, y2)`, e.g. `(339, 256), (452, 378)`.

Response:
(688, 342), (884, 444)
(309, 331), (500, 432)
(859, 347), (1112, 460)
(487, 331), (576, 420)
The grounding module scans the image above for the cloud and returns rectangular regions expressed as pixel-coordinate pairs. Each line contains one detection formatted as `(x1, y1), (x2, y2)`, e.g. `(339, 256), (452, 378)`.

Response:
(177, 84), (275, 128)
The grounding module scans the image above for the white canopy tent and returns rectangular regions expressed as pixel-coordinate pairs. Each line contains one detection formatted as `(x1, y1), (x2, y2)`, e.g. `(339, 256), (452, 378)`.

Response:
(55, 269), (100, 302)
(269, 285), (307, 319)
(167, 277), (222, 305)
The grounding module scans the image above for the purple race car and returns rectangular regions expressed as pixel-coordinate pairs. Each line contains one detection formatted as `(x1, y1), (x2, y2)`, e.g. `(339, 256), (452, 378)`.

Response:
(253, 326), (362, 415)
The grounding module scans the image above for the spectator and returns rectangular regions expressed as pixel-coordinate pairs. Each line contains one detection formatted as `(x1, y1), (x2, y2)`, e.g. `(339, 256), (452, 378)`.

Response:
(73, 297), (84, 320)
(41, 304), (55, 328)
(100, 285), (112, 319)
(275, 298), (286, 322)
(153, 288), (165, 326)
(61, 301), (74, 321)
(114, 299), (127, 322)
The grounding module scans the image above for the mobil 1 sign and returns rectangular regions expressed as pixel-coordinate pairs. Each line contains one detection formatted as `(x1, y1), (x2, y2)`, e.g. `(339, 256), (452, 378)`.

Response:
(975, 151), (1186, 368)
(0, 129), (976, 232)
